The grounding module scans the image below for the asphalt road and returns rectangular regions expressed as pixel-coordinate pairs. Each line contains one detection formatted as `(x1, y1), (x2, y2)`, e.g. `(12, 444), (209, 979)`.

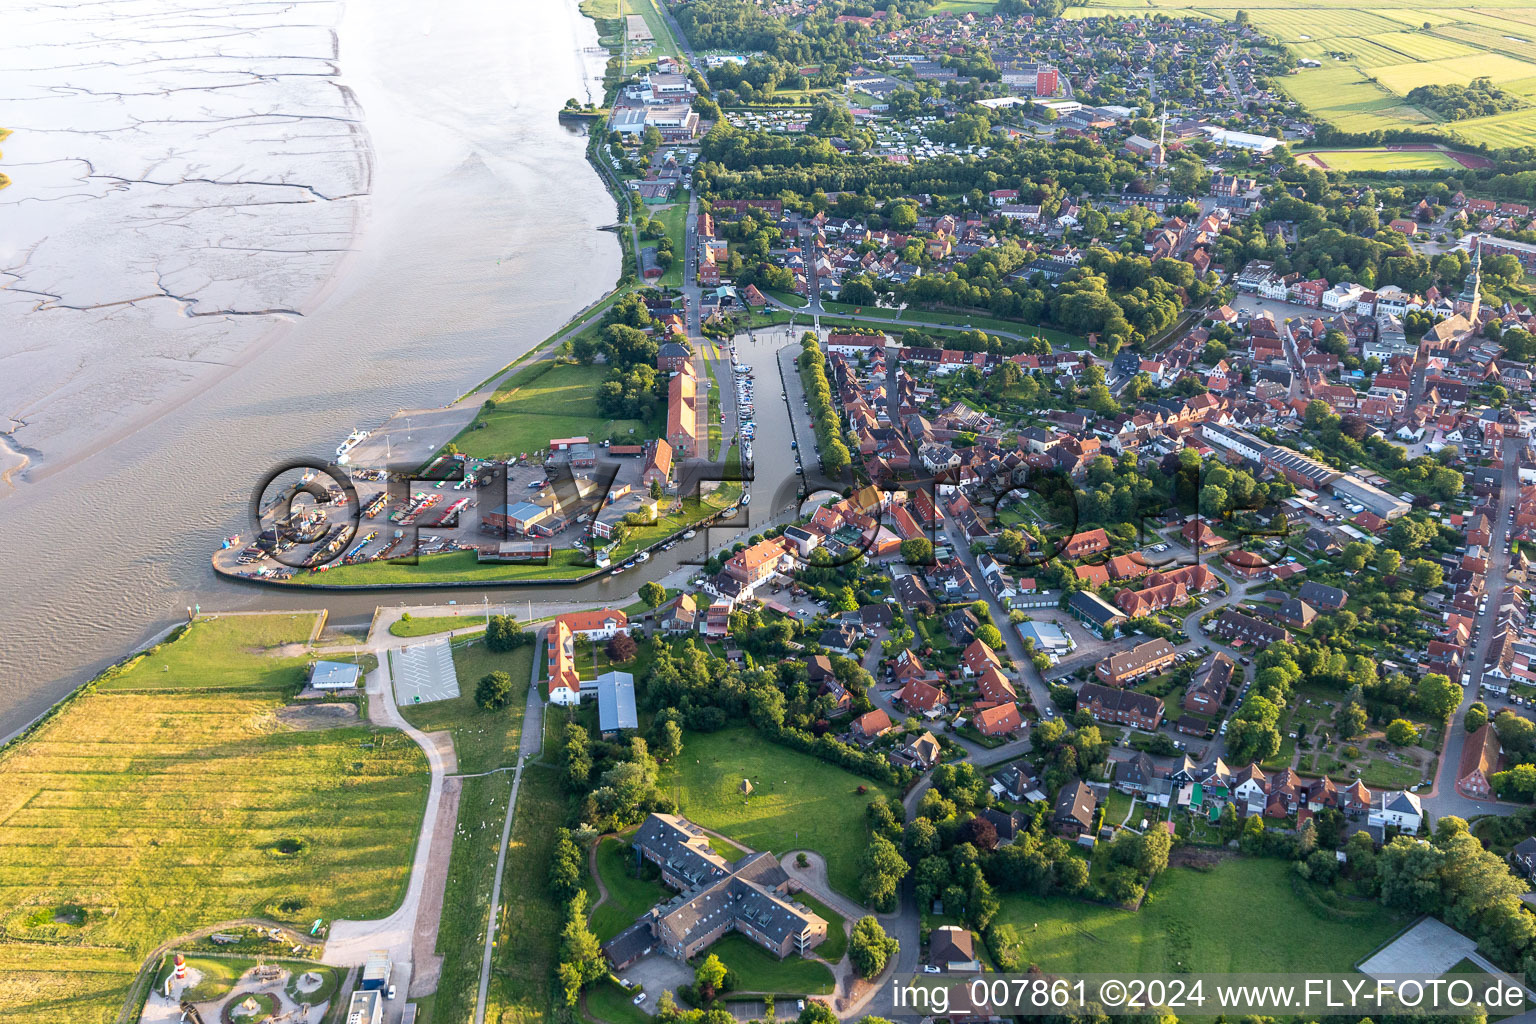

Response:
(1425, 435), (1522, 819)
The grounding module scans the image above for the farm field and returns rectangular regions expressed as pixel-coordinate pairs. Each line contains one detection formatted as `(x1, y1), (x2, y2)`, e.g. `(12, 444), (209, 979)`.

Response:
(998, 857), (1405, 975)
(1449, 104), (1536, 146)
(659, 728), (897, 902)
(0, 614), (429, 1024)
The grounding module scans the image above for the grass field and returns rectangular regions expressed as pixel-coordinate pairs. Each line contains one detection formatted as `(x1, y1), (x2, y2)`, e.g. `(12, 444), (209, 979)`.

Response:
(0, 615), (428, 1024)
(389, 613), (489, 638)
(660, 728), (896, 902)
(1298, 147), (1463, 171)
(654, 203), (689, 289)
(590, 837), (672, 942)
(400, 641), (532, 1024)
(398, 639), (533, 775)
(999, 857), (1404, 975)
(606, 484), (741, 563)
(703, 933), (834, 995)
(452, 361), (656, 460)
(299, 549), (594, 586)
(484, 765), (565, 1024)
(792, 891), (847, 963)
(95, 614), (317, 692)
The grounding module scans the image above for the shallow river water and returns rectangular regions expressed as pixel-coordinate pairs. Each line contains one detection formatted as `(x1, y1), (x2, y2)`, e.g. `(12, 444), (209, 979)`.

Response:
(0, 0), (623, 738)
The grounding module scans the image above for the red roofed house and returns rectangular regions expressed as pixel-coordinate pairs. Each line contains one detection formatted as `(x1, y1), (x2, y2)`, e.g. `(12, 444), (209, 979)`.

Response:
(975, 701), (1024, 737)
(555, 608), (629, 640)
(1458, 723), (1501, 798)
(1182, 519), (1223, 551)
(667, 364), (699, 456)
(1062, 528), (1110, 558)
(960, 638), (1002, 677)
(724, 538), (790, 590)
(546, 619), (582, 706)
(896, 679), (948, 715)
(852, 708), (893, 742)
(1116, 580), (1188, 618)
(977, 664), (1018, 706)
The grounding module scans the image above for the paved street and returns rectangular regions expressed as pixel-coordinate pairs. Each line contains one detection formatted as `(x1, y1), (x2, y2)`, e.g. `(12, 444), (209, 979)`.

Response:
(1424, 435), (1522, 819)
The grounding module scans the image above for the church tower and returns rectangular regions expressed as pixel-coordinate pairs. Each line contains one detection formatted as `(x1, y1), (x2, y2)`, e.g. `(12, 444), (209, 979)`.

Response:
(1455, 245), (1482, 320)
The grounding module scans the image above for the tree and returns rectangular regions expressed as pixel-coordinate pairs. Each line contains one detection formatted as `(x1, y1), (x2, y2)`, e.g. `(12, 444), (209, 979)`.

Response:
(859, 834), (910, 912)
(695, 952), (729, 1002)
(1466, 701), (1489, 733)
(606, 633), (639, 663)
(656, 718), (683, 760)
(1135, 827), (1172, 876)
(1337, 701), (1369, 740)
(901, 537), (934, 564)
(557, 890), (606, 1005)
(1418, 673), (1461, 722)
(486, 615), (531, 652)
(1409, 558), (1444, 590)
(1055, 855), (1090, 893)
(640, 581), (667, 609)
(476, 670), (515, 710)
(1385, 719), (1421, 746)
(849, 916), (900, 978)
(798, 1003), (838, 1024)
(975, 624), (1003, 649)
(549, 829), (584, 903)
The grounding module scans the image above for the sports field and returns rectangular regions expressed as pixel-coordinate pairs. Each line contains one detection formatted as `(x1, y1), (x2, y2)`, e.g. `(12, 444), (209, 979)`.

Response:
(0, 615), (429, 1023)
(1071, 0), (1536, 147)
(1297, 146), (1467, 171)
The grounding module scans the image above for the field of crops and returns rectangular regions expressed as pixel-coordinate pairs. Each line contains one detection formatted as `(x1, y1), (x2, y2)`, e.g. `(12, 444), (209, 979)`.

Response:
(0, 615), (429, 1023)
(1246, 8), (1408, 40)
(1368, 30), (1481, 59)
(1436, 22), (1536, 59)
(1448, 104), (1536, 145)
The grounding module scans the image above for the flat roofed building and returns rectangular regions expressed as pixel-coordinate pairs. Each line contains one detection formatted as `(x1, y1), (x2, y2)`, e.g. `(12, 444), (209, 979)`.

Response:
(347, 991), (382, 1024)
(309, 660), (361, 689)
(597, 671), (638, 737)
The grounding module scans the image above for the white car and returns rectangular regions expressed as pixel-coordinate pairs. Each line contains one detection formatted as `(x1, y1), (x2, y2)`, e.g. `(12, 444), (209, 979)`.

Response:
(633, 991), (647, 1006)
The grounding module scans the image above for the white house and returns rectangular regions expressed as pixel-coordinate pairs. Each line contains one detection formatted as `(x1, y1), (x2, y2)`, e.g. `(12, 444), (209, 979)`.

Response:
(1322, 283), (1365, 312)
(1232, 773), (1268, 815)
(1368, 791), (1423, 832)
(556, 609), (630, 640)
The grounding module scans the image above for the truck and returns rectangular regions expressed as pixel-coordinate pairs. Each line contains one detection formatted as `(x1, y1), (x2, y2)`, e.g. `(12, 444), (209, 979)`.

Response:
(361, 951), (392, 992)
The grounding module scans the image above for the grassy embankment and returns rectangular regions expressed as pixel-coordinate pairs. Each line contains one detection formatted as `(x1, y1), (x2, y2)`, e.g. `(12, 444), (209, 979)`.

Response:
(399, 640), (535, 1024)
